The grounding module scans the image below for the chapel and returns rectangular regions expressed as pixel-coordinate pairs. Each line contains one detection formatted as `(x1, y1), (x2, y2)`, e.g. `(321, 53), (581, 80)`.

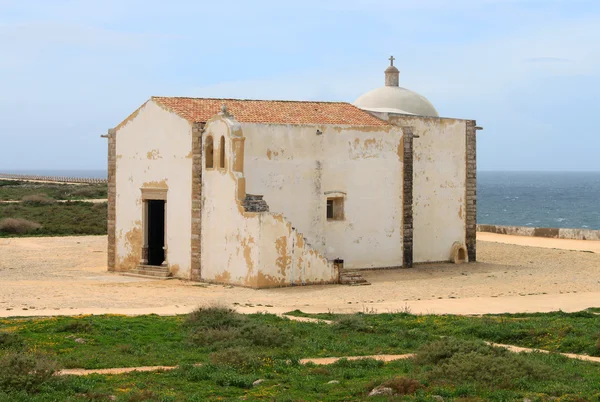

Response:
(106, 58), (478, 287)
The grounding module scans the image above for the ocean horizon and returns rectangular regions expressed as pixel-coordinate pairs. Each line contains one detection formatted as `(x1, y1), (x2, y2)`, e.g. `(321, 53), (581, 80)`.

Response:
(2, 169), (599, 230)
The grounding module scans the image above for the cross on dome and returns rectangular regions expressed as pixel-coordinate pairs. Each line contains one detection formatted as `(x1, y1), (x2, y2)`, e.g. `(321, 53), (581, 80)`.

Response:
(389, 55), (395, 66)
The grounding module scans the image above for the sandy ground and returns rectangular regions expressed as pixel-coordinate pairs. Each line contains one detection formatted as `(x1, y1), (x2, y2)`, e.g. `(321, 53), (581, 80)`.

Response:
(478, 232), (600, 253)
(1, 234), (599, 318)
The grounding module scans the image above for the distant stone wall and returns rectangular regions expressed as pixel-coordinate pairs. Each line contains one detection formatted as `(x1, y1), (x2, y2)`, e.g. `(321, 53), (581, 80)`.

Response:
(0, 173), (107, 184)
(477, 224), (600, 241)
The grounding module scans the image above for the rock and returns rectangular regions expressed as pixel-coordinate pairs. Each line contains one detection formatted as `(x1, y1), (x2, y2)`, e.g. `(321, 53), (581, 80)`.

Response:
(74, 338), (86, 344)
(368, 386), (394, 397)
(252, 379), (265, 387)
(327, 380), (339, 384)
(433, 396), (444, 402)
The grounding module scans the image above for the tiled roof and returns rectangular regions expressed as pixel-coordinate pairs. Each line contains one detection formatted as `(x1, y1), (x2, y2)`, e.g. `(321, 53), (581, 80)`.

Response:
(151, 97), (389, 126)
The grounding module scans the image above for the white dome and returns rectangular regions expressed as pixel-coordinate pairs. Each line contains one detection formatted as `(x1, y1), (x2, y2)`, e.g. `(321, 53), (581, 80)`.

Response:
(354, 86), (439, 117)
(353, 58), (439, 117)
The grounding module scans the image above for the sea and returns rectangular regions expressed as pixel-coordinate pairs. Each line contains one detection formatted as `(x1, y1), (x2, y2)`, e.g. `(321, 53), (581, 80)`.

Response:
(2, 170), (599, 230)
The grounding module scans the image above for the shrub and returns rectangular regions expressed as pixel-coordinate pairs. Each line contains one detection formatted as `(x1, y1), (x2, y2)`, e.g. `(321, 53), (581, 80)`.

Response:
(0, 218), (42, 234)
(333, 315), (373, 333)
(0, 332), (23, 350)
(240, 322), (291, 347)
(0, 353), (57, 393)
(213, 371), (256, 388)
(55, 320), (94, 333)
(126, 390), (159, 401)
(209, 347), (263, 370)
(415, 338), (554, 389)
(21, 194), (56, 204)
(380, 377), (423, 395)
(189, 327), (241, 347)
(186, 305), (245, 330)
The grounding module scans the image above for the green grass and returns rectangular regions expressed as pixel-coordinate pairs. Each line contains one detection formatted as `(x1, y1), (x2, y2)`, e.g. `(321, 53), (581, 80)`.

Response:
(0, 180), (107, 201)
(0, 202), (107, 237)
(1, 309), (600, 400)
(287, 309), (600, 357)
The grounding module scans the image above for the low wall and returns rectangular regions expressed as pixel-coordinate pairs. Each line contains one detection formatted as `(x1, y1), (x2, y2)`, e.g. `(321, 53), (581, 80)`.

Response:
(477, 224), (600, 241)
(0, 173), (107, 184)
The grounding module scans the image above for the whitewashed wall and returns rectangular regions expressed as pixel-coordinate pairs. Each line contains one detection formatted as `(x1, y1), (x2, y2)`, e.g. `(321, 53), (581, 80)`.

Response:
(242, 123), (405, 269)
(114, 100), (193, 278)
(201, 116), (337, 287)
(391, 116), (467, 263)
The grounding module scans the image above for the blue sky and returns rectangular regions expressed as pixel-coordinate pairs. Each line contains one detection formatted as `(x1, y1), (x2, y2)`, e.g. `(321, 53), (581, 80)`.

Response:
(1, 0), (598, 171)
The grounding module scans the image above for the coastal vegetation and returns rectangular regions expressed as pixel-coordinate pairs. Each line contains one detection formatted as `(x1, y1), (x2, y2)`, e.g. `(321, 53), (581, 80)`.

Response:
(0, 180), (107, 201)
(1, 308), (599, 400)
(0, 202), (107, 237)
(0, 180), (107, 237)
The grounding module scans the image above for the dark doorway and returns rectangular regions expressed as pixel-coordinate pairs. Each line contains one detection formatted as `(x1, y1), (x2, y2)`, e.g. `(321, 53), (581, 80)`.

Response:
(147, 200), (165, 266)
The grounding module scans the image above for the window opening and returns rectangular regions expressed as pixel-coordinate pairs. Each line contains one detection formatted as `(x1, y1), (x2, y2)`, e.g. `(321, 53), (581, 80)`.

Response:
(205, 136), (214, 168)
(219, 136), (225, 168)
(326, 197), (344, 221)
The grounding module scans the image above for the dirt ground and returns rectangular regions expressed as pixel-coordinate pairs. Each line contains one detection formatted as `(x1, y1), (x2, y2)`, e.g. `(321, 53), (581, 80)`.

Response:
(1, 235), (599, 317)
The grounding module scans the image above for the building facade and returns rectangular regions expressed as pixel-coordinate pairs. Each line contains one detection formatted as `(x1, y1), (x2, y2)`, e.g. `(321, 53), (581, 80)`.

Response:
(107, 60), (478, 287)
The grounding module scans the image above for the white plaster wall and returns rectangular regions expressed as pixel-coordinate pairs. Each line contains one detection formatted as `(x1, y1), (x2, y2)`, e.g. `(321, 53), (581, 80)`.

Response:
(392, 116), (467, 263)
(115, 100), (193, 277)
(242, 124), (404, 269)
(201, 117), (336, 287)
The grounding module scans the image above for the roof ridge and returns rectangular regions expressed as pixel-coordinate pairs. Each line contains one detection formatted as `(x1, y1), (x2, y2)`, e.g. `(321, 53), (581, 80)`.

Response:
(151, 96), (352, 105)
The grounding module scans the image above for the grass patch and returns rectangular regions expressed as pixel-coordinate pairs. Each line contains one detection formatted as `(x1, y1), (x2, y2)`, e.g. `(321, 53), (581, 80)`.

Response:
(0, 180), (107, 201)
(1, 310), (600, 399)
(0, 202), (106, 237)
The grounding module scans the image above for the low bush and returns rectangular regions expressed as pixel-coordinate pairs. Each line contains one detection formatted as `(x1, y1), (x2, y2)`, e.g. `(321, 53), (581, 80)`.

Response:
(186, 305), (246, 330)
(189, 327), (240, 347)
(240, 322), (291, 347)
(333, 315), (373, 333)
(0, 353), (57, 393)
(213, 371), (257, 389)
(380, 376), (423, 395)
(21, 194), (56, 204)
(0, 332), (23, 349)
(55, 320), (94, 333)
(209, 347), (263, 371)
(0, 218), (41, 234)
(416, 338), (554, 389)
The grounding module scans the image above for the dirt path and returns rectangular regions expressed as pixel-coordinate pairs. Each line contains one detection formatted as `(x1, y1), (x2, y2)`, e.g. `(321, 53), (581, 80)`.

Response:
(478, 232), (600, 253)
(1, 235), (599, 317)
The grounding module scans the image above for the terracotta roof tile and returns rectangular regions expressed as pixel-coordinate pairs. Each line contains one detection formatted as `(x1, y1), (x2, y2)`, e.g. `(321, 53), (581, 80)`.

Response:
(151, 97), (389, 126)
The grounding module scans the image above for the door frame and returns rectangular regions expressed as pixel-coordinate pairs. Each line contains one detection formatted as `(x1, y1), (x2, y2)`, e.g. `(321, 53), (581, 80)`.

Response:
(140, 187), (168, 267)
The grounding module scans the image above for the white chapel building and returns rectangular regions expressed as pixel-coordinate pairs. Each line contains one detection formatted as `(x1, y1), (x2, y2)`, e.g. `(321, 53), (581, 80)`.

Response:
(106, 59), (478, 288)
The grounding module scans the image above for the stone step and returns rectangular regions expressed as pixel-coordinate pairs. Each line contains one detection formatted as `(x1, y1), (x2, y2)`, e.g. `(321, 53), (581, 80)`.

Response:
(121, 273), (172, 281)
(339, 269), (370, 286)
(134, 269), (170, 277)
(137, 265), (169, 273)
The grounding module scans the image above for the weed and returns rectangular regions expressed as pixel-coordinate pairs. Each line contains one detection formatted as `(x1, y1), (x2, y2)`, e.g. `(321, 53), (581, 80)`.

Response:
(0, 352), (57, 393)
(0, 217), (42, 234)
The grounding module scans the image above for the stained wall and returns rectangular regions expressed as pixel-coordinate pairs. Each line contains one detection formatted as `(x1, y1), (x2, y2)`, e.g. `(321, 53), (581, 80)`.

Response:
(241, 123), (405, 269)
(390, 115), (467, 263)
(114, 100), (193, 277)
(201, 116), (337, 287)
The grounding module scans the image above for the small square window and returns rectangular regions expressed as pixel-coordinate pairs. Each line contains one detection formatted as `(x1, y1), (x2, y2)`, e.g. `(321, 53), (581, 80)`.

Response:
(326, 197), (344, 221)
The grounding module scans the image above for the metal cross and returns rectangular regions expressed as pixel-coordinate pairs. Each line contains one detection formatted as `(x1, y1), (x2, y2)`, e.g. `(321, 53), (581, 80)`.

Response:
(389, 55), (395, 66)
